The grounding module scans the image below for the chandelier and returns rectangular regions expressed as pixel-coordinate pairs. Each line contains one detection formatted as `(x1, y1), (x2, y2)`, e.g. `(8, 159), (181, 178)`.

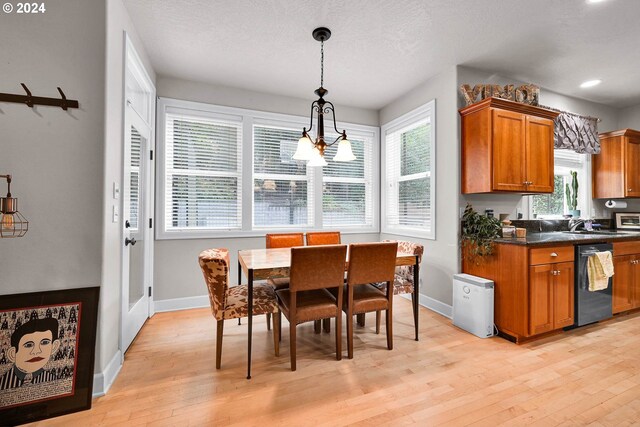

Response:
(293, 27), (355, 167)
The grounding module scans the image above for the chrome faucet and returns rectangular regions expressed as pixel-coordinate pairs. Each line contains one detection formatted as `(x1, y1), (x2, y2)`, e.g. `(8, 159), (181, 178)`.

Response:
(569, 218), (585, 232)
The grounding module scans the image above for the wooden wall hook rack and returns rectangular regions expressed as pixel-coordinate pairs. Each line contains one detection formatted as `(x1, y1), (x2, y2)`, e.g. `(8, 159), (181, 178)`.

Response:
(0, 83), (79, 110)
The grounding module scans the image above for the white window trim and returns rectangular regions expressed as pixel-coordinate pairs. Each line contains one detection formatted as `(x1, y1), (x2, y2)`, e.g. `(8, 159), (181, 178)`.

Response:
(156, 97), (379, 239)
(381, 100), (436, 240)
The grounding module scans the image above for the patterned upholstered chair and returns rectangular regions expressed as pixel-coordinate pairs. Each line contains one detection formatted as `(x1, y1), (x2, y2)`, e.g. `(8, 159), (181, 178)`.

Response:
(198, 248), (280, 369)
(375, 240), (424, 340)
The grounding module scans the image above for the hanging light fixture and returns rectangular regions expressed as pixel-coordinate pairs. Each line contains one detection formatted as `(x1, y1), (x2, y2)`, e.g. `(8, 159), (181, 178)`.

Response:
(293, 27), (355, 166)
(0, 174), (28, 238)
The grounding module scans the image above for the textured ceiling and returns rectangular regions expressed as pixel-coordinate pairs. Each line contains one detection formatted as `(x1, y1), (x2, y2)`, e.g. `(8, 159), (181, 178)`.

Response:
(123, 0), (640, 110)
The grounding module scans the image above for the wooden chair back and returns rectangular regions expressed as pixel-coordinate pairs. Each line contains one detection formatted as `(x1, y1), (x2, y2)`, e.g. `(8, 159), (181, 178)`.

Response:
(289, 245), (347, 292)
(266, 233), (304, 249)
(346, 242), (398, 287)
(306, 231), (341, 246)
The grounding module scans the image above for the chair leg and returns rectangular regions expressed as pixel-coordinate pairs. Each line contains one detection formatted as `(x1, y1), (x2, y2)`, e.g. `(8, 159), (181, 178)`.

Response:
(238, 318), (241, 325)
(314, 320), (321, 334)
(335, 313), (342, 361)
(412, 292), (419, 341)
(216, 319), (224, 369)
(273, 312), (280, 357)
(266, 313), (271, 331)
(375, 311), (381, 334)
(290, 323), (297, 371)
(323, 318), (331, 333)
(278, 310), (282, 342)
(386, 309), (393, 350)
(356, 313), (365, 327)
(347, 310), (354, 359)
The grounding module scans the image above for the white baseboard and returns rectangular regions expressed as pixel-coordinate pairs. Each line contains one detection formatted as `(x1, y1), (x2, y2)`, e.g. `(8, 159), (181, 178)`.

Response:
(92, 350), (122, 398)
(399, 293), (452, 319)
(154, 295), (210, 313)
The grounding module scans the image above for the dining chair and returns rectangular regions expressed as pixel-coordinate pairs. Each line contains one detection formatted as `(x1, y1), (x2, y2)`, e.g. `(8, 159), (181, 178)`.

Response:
(305, 231), (341, 333)
(374, 240), (424, 339)
(275, 244), (347, 371)
(305, 231), (341, 246)
(198, 248), (280, 369)
(342, 242), (398, 358)
(265, 233), (305, 290)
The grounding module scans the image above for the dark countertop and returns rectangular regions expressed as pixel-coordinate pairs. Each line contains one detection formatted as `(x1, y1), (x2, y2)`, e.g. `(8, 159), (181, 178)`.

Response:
(496, 231), (640, 246)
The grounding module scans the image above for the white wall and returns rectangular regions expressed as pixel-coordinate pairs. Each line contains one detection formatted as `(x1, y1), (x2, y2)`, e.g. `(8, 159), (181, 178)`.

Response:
(0, 0), (105, 353)
(154, 77), (379, 303)
(379, 67), (460, 308)
(99, 0), (155, 374)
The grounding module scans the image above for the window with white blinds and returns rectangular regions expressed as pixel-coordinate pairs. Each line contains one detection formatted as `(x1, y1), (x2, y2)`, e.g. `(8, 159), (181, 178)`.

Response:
(253, 125), (313, 228)
(382, 100), (435, 239)
(163, 112), (242, 233)
(129, 126), (141, 231)
(322, 134), (373, 227)
(157, 98), (379, 238)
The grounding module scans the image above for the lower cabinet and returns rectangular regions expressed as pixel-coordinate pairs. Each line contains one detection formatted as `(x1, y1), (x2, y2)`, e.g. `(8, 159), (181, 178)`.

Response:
(529, 261), (575, 335)
(612, 241), (640, 314)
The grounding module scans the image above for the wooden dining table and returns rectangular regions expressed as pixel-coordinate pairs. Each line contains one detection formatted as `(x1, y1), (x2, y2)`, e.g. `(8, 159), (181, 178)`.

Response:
(237, 246), (420, 379)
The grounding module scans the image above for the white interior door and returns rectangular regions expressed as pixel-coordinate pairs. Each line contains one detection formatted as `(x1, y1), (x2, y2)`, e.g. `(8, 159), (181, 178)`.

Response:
(122, 108), (152, 351)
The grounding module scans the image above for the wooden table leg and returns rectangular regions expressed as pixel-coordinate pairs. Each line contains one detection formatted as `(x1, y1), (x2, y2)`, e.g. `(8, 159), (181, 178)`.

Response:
(413, 256), (420, 341)
(247, 268), (253, 379)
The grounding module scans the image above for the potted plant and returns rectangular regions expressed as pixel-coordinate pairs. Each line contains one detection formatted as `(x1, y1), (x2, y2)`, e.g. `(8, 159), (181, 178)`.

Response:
(461, 203), (501, 265)
(565, 170), (580, 218)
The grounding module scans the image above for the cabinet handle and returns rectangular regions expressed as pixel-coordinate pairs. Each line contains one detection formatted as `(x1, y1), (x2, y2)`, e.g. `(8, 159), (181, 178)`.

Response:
(550, 252), (558, 257)
(628, 188), (633, 192)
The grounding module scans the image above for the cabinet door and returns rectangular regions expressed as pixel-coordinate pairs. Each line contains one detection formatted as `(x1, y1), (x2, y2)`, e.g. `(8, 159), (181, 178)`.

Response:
(613, 255), (634, 313)
(492, 109), (527, 191)
(553, 262), (574, 329)
(625, 138), (640, 197)
(525, 116), (554, 193)
(529, 264), (554, 335)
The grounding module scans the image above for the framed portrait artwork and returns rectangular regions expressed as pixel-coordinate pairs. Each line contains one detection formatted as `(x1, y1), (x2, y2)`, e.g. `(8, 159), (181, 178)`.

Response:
(0, 287), (99, 425)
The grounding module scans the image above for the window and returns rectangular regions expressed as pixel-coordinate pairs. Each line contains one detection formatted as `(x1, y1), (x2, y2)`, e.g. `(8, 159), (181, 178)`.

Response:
(322, 133), (373, 228)
(253, 125), (313, 228)
(162, 109), (243, 234)
(529, 150), (591, 219)
(157, 98), (378, 238)
(382, 101), (436, 239)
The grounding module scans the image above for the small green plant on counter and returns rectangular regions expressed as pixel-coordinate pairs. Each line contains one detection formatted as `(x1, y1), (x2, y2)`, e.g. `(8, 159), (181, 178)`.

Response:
(565, 170), (578, 212)
(461, 203), (501, 264)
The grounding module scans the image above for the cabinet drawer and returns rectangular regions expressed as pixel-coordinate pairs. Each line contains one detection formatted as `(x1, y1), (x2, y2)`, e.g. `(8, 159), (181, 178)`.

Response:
(530, 245), (574, 265)
(613, 241), (640, 257)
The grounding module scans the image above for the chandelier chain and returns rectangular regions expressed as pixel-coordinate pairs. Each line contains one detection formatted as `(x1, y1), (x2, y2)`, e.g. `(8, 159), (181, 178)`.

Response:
(320, 40), (324, 88)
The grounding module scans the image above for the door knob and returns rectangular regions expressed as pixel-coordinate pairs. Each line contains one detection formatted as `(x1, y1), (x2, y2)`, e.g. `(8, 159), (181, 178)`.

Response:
(125, 237), (137, 246)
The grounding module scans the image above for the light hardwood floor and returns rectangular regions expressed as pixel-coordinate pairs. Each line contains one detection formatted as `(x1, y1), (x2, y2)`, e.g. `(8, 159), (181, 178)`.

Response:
(33, 299), (640, 426)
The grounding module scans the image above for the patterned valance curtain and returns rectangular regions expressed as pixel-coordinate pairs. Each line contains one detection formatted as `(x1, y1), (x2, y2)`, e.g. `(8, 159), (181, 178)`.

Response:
(551, 110), (600, 154)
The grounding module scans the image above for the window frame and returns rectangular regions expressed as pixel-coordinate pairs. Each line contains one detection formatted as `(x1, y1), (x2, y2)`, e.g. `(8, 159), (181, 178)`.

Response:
(381, 100), (436, 239)
(156, 97), (379, 239)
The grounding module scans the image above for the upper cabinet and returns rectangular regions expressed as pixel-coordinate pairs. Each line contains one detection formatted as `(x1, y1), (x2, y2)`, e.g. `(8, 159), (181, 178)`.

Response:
(460, 98), (559, 194)
(593, 129), (640, 199)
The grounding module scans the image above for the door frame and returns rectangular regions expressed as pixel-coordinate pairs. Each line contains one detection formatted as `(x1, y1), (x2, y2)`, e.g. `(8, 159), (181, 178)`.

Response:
(120, 32), (156, 353)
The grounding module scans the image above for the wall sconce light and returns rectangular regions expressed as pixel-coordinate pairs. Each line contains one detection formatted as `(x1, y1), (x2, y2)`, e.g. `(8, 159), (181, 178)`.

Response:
(0, 174), (28, 238)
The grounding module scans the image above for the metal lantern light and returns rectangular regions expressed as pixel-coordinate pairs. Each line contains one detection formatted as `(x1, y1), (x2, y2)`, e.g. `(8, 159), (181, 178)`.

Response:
(0, 174), (28, 238)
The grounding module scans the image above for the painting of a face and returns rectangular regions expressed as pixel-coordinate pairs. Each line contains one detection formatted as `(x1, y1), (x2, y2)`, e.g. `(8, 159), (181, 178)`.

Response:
(11, 331), (60, 374)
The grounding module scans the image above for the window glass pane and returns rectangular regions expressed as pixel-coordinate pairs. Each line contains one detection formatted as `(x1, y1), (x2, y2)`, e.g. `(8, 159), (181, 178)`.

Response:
(531, 175), (565, 217)
(129, 126), (141, 230)
(254, 179), (308, 226)
(323, 137), (365, 178)
(401, 123), (430, 176)
(171, 119), (238, 172)
(323, 182), (366, 226)
(398, 178), (430, 226)
(254, 126), (307, 175)
(171, 175), (239, 228)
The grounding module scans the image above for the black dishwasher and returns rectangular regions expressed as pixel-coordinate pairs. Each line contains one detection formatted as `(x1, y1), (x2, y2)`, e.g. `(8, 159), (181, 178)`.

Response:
(570, 243), (613, 328)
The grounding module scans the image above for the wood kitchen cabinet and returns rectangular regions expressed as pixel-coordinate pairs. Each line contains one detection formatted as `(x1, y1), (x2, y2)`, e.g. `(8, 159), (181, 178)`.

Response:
(460, 97), (559, 194)
(529, 261), (574, 335)
(612, 241), (640, 313)
(462, 243), (574, 342)
(593, 129), (640, 199)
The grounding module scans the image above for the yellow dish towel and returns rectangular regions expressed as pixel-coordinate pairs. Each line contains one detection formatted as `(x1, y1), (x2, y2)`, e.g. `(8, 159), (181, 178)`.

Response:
(587, 251), (614, 292)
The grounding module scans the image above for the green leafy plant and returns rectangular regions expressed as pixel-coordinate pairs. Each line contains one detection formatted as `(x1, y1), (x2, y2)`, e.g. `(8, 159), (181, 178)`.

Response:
(565, 170), (578, 211)
(461, 203), (501, 263)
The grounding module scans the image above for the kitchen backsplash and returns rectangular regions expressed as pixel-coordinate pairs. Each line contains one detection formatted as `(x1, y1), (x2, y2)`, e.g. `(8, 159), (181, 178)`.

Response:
(509, 218), (612, 233)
